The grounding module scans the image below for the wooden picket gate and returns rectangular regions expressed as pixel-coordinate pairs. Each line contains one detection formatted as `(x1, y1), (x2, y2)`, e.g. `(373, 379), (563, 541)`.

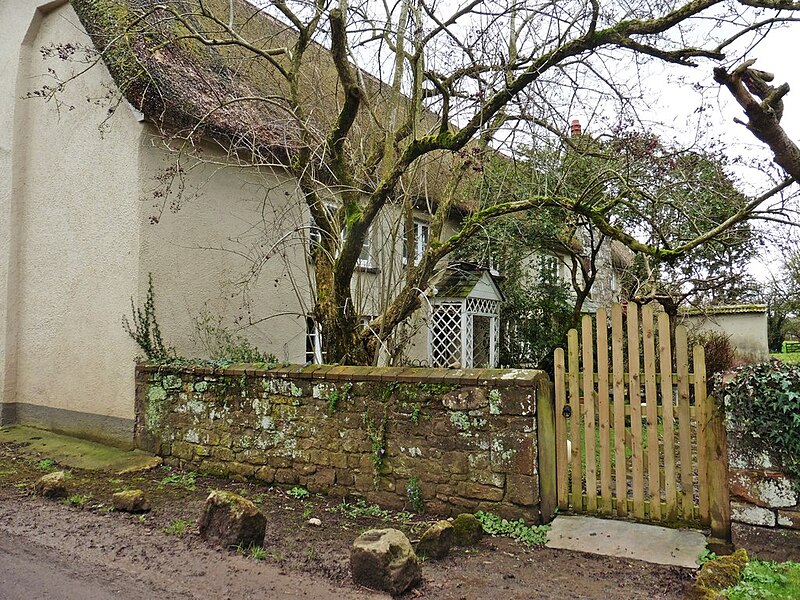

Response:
(551, 303), (730, 539)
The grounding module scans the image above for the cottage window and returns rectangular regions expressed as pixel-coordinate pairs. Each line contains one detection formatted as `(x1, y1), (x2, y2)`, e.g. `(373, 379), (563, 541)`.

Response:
(403, 220), (430, 266)
(310, 210), (372, 269)
(305, 317), (323, 364)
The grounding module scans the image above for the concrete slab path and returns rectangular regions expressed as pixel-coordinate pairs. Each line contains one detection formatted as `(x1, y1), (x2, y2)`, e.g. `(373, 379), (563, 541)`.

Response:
(546, 515), (706, 569)
(0, 426), (160, 473)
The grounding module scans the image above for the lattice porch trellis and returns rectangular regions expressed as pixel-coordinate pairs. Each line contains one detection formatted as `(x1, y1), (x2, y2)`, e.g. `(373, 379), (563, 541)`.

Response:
(428, 268), (502, 368)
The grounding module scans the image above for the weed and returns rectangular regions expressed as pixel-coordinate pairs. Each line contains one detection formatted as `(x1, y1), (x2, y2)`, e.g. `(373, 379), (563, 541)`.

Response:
(138, 515), (147, 524)
(332, 499), (391, 520)
(159, 471), (198, 491)
(123, 273), (171, 360)
(286, 486), (310, 500)
(363, 411), (387, 476)
(698, 548), (718, 566)
(406, 477), (425, 513)
(36, 458), (56, 471)
(191, 308), (276, 364)
(163, 518), (192, 536)
(302, 508), (313, 520)
(474, 510), (550, 546)
(326, 383), (352, 413)
(65, 494), (92, 508)
(0, 469), (17, 477)
(237, 543), (267, 561)
(410, 403), (422, 425)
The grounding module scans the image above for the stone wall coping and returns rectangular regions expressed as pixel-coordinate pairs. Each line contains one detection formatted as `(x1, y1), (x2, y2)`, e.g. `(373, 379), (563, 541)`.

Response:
(137, 362), (548, 387)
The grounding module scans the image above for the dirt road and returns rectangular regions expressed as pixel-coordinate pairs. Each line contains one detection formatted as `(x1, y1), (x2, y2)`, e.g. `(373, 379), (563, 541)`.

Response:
(0, 490), (381, 600)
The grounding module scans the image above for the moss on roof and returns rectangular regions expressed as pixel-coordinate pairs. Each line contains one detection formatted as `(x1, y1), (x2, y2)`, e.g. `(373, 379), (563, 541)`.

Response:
(680, 304), (767, 316)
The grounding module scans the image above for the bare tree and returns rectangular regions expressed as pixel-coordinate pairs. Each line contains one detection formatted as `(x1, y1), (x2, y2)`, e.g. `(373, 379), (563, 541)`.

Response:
(60, 0), (800, 364)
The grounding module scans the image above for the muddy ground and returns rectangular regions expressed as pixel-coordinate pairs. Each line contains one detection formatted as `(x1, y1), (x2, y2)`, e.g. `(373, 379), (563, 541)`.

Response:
(0, 439), (728, 599)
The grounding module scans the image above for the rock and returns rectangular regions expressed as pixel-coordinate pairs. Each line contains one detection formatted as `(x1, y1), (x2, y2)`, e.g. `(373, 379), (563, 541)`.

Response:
(350, 528), (422, 595)
(112, 489), (151, 513)
(451, 513), (483, 546)
(729, 470), (797, 508)
(34, 471), (68, 499)
(117, 456), (163, 475)
(198, 490), (266, 549)
(694, 549), (748, 599)
(307, 517), (322, 527)
(416, 520), (453, 559)
(731, 501), (776, 527)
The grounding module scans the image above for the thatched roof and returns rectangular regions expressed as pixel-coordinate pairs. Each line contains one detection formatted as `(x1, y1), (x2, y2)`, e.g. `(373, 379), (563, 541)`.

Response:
(71, 0), (473, 207)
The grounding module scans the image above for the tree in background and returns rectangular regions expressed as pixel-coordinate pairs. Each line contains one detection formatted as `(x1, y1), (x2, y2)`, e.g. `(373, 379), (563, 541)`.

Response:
(763, 250), (800, 350)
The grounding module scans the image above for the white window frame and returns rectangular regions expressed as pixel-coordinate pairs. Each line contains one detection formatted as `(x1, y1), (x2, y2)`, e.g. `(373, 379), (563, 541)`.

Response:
(309, 205), (373, 269)
(305, 317), (323, 364)
(403, 220), (430, 266)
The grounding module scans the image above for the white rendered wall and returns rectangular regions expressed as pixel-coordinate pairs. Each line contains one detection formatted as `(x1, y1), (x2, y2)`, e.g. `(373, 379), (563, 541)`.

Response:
(3, 2), (143, 443)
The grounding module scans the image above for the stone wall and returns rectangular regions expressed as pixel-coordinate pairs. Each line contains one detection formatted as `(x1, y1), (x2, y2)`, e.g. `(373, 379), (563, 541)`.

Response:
(729, 440), (800, 529)
(135, 364), (550, 521)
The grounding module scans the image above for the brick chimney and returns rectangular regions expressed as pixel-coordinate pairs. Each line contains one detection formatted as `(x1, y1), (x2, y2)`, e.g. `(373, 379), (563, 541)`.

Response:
(570, 119), (582, 136)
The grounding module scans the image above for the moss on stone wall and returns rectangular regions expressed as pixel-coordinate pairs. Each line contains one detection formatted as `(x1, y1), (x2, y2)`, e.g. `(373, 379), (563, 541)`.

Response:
(135, 363), (544, 520)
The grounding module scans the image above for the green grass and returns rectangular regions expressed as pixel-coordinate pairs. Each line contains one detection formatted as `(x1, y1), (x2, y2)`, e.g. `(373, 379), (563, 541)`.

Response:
(65, 493), (92, 508)
(770, 352), (800, 364)
(237, 543), (267, 560)
(723, 560), (800, 599)
(163, 518), (192, 536)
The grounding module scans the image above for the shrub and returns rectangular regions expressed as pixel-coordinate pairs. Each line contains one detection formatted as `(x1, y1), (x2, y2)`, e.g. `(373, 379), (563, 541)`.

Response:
(689, 330), (736, 381)
(722, 360), (800, 483)
(191, 309), (276, 364)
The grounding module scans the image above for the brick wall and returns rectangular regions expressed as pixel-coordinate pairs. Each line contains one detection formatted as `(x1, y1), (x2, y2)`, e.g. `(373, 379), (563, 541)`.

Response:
(135, 364), (550, 521)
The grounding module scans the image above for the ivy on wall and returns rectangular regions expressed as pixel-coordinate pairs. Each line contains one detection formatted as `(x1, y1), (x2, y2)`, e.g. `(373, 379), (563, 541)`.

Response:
(722, 360), (800, 483)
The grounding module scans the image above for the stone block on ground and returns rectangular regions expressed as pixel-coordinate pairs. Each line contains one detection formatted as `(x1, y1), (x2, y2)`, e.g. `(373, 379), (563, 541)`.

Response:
(112, 489), (151, 513)
(451, 513), (483, 546)
(416, 520), (453, 559)
(350, 528), (421, 595)
(34, 471), (68, 499)
(198, 490), (266, 549)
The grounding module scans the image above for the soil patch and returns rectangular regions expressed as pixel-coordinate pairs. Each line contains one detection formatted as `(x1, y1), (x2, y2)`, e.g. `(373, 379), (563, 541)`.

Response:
(0, 438), (695, 599)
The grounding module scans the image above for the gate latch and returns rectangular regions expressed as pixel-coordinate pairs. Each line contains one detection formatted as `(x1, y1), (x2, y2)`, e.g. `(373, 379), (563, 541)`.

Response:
(562, 404), (572, 418)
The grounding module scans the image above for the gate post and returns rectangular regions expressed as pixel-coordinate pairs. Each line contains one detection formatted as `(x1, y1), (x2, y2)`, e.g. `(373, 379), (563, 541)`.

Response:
(536, 374), (557, 523)
(707, 395), (732, 550)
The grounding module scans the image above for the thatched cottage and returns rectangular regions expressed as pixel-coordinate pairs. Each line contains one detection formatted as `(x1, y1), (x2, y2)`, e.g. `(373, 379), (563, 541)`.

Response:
(0, 0), (623, 446)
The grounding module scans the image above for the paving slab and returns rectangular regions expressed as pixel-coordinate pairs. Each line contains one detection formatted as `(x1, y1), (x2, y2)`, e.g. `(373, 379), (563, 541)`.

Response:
(546, 515), (706, 568)
(0, 426), (160, 473)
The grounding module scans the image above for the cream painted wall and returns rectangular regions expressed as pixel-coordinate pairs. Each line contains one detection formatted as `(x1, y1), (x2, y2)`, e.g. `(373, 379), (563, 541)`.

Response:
(682, 309), (769, 362)
(0, 1), (67, 421)
(138, 141), (314, 363)
(5, 3), (143, 429)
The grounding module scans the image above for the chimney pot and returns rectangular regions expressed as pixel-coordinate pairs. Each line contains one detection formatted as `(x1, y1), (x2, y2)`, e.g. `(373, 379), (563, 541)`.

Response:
(570, 119), (582, 136)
